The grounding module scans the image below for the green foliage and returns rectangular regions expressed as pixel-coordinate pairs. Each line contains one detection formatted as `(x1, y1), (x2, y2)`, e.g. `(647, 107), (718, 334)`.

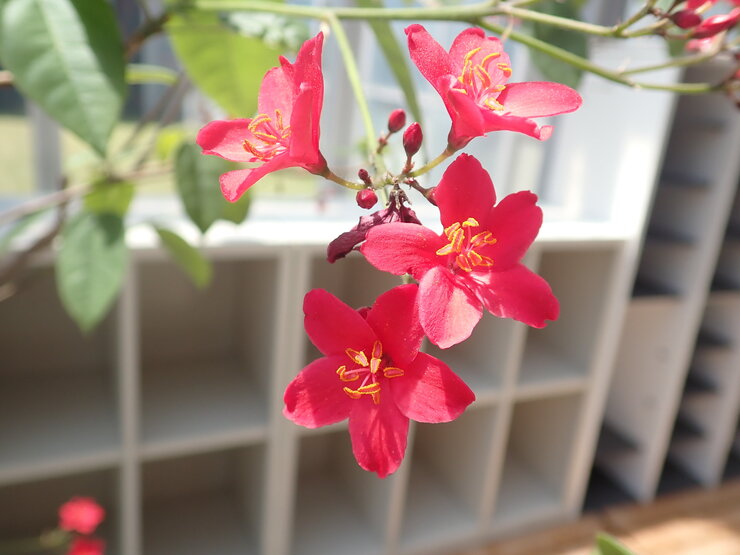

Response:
(155, 126), (191, 162)
(0, 0), (125, 156)
(353, 0), (423, 125)
(167, 11), (282, 117)
(175, 142), (251, 233)
(594, 533), (637, 555)
(56, 212), (127, 332)
(224, 12), (310, 53)
(0, 210), (47, 257)
(153, 226), (213, 288)
(84, 179), (135, 217)
(528, 1), (588, 89)
(126, 63), (179, 86)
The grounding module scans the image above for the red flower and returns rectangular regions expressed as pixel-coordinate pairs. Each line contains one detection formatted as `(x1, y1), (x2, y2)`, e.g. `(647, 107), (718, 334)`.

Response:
(405, 25), (582, 150)
(67, 537), (105, 555)
(362, 154), (558, 349)
(58, 497), (105, 536)
(692, 7), (740, 37)
(283, 286), (475, 477)
(197, 33), (327, 201)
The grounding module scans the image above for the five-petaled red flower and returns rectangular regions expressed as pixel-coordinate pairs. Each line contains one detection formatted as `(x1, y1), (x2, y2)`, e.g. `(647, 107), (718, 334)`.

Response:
(405, 25), (582, 150)
(283, 285), (475, 477)
(362, 154), (559, 349)
(197, 32), (327, 201)
(58, 497), (105, 536)
(67, 537), (105, 555)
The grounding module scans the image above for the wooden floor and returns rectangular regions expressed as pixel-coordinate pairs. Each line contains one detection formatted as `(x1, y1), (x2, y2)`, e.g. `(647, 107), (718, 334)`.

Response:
(461, 480), (740, 555)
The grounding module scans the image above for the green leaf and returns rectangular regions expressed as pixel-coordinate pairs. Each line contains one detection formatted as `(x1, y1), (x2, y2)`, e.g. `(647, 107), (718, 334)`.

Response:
(0, 0), (125, 156)
(594, 533), (636, 555)
(56, 212), (127, 332)
(220, 192), (252, 224)
(155, 126), (189, 162)
(528, 1), (588, 89)
(353, 0), (423, 125)
(126, 63), (178, 86)
(167, 11), (281, 117)
(84, 179), (135, 217)
(153, 226), (212, 288)
(175, 142), (231, 233)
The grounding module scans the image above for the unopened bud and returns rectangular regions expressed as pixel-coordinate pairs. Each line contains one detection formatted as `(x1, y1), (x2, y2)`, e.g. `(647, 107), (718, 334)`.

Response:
(672, 9), (702, 29)
(387, 109), (407, 133)
(693, 8), (740, 38)
(403, 122), (423, 158)
(356, 188), (378, 209)
(358, 168), (372, 185)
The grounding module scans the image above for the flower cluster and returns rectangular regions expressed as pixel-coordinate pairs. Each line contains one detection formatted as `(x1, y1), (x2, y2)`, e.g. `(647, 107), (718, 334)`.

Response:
(198, 24), (582, 476)
(58, 497), (106, 554)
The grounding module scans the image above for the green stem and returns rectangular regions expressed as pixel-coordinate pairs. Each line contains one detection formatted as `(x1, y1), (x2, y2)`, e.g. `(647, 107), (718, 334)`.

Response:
(612, 0), (657, 35)
(476, 19), (722, 94)
(327, 14), (377, 157)
(500, 6), (613, 37)
(621, 49), (719, 75)
(322, 169), (364, 191)
(409, 147), (455, 178)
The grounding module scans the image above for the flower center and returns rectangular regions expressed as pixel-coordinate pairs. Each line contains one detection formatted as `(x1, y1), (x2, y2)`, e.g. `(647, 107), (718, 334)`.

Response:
(452, 47), (512, 112)
(336, 340), (404, 405)
(436, 217), (497, 272)
(241, 109), (291, 161)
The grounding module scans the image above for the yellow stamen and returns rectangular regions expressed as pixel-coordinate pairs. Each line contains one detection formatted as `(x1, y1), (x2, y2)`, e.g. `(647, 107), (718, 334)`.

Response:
(346, 348), (369, 367)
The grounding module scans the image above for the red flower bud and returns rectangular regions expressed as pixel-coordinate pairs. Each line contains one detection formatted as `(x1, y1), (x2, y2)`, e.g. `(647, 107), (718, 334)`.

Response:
(672, 9), (702, 29)
(356, 188), (378, 209)
(693, 8), (740, 38)
(403, 122), (423, 158)
(387, 109), (407, 133)
(358, 168), (372, 185)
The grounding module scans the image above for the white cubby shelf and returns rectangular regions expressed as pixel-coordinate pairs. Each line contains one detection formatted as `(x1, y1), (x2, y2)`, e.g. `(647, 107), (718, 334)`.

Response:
(0, 220), (632, 555)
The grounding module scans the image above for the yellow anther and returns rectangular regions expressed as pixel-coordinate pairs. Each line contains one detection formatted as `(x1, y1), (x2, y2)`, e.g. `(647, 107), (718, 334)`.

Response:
(474, 66), (492, 89)
(343, 387), (362, 399)
(462, 217), (479, 227)
(456, 253), (473, 272)
(372, 341), (383, 359)
(336, 365), (359, 382)
(346, 348), (369, 367)
(484, 97), (505, 111)
(470, 231), (497, 247)
(481, 52), (501, 66)
(497, 62), (512, 76)
(383, 367), (405, 378)
(370, 357), (381, 375)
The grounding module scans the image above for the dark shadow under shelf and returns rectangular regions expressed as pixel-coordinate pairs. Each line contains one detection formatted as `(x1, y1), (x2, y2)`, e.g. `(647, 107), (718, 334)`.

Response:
(632, 277), (679, 298)
(670, 414), (704, 444)
(595, 424), (639, 460)
(657, 460), (701, 496)
(682, 371), (718, 400)
(582, 467), (635, 513)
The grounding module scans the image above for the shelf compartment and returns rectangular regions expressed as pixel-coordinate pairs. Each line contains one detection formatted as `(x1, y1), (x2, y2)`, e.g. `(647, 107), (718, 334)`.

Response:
(400, 405), (497, 552)
(516, 248), (616, 393)
(582, 467), (635, 513)
(0, 268), (119, 484)
(595, 423), (639, 461)
(670, 413), (704, 444)
(424, 314), (517, 402)
(493, 393), (581, 532)
(291, 430), (392, 555)
(0, 468), (117, 548)
(138, 257), (277, 454)
(714, 241), (740, 291)
(637, 239), (696, 296)
(142, 446), (263, 555)
(308, 251), (401, 312)
(649, 185), (711, 245)
(682, 370), (718, 400)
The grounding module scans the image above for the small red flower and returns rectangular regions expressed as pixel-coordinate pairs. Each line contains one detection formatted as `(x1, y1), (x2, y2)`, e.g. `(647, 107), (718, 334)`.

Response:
(67, 537), (105, 555)
(283, 286), (475, 477)
(405, 25), (582, 150)
(197, 33), (327, 201)
(362, 154), (558, 348)
(58, 497), (105, 536)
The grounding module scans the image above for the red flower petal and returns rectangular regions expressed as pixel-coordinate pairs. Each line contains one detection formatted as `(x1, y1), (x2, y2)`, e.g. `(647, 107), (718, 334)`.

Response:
(58, 497), (105, 535)
(390, 352), (475, 423)
(481, 190), (542, 270)
(405, 24), (454, 93)
(67, 537), (105, 555)
(303, 289), (376, 356)
(283, 355), (354, 428)
(481, 110), (552, 140)
(219, 155), (293, 202)
(365, 284), (423, 368)
(433, 154), (496, 230)
(349, 400), (409, 478)
(497, 81), (582, 118)
(445, 85), (486, 149)
(448, 29), (510, 89)
(258, 65), (296, 123)
(288, 82), (325, 169)
(361, 223), (445, 281)
(196, 119), (254, 163)
(473, 264), (559, 328)
(418, 266), (483, 349)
